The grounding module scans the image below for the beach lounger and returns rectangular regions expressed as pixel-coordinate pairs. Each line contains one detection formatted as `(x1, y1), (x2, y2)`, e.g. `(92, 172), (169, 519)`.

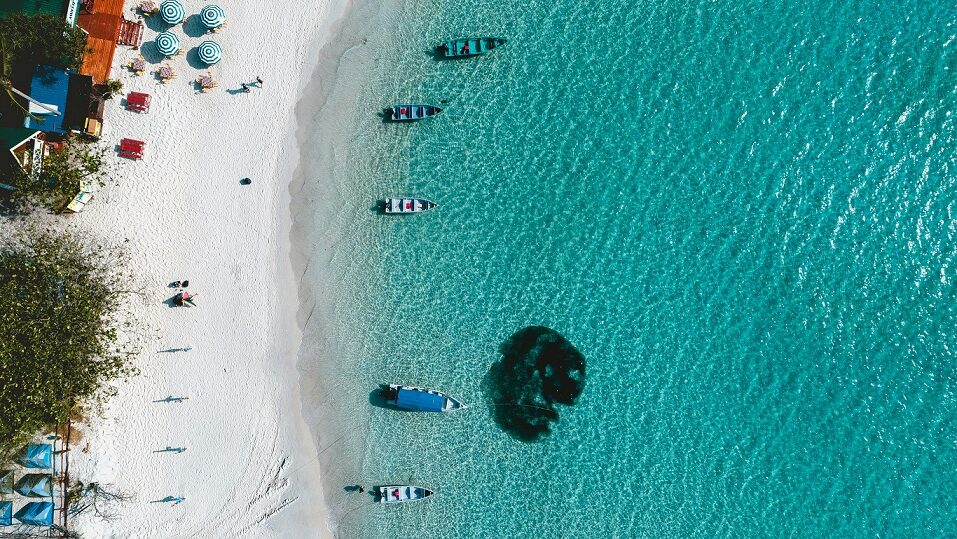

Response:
(126, 92), (151, 113)
(118, 138), (145, 160)
(83, 118), (101, 138)
(64, 191), (93, 213)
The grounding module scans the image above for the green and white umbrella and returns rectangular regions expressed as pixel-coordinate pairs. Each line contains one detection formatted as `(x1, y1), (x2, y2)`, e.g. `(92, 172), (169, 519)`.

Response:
(160, 0), (185, 25)
(155, 31), (180, 57)
(200, 5), (226, 29)
(197, 40), (222, 65)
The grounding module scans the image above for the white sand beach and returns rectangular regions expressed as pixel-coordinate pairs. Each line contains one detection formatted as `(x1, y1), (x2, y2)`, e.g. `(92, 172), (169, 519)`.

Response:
(65, 1), (350, 537)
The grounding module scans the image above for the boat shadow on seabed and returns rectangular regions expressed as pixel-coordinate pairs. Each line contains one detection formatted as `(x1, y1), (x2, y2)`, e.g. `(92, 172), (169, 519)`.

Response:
(368, 385), (413, 412)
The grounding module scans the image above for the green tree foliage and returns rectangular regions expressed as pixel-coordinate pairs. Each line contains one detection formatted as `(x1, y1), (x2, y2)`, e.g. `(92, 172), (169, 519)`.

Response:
(0, 13), (90, 120)
(0, 227), (138, 461)
(11, 136), (113, 212)
(0, 13), (89, 79)
(101, 79), (123, 99)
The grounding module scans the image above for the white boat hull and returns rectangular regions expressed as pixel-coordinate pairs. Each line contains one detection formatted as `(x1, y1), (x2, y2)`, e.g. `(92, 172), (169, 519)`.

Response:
(378, 485), (433, 503)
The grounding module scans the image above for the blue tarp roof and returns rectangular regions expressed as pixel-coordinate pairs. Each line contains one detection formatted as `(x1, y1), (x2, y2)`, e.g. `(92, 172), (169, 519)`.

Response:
(0, 501), (11, 526)
(21, 444), (52, 469)
(16, 474), (52, 498)
(14, 501), (53, 526)
(396, 388), (445, 412)
(25, 67), (70, 134)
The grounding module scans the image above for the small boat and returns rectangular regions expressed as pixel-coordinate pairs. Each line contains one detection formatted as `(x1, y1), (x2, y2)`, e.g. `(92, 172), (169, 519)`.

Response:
(378, 485), (434, 504)
(383, 198), (437, 214)
(382, 384), (465, 412)
(437, 37), (507, 58)
(389, 104), (441, 121)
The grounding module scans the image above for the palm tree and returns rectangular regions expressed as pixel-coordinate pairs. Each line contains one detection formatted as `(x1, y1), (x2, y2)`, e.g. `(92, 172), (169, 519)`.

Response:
(1, 79), (61, 117)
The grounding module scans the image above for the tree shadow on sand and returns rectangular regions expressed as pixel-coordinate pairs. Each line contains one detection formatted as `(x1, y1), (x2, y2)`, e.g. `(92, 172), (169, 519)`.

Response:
(483, 326), (586, 442)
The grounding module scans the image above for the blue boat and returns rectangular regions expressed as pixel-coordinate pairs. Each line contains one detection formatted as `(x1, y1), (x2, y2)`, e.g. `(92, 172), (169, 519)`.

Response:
(383, 384), (464, 412)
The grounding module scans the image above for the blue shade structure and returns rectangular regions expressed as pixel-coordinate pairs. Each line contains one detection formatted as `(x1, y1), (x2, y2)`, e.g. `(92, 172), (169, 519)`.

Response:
(15, 475), (52, 498)
(20, 445), (51, 469)
(200, 4), (225, 30)
(197, 40), (222, 65)
(155, 31), (180, 57)
(159, 0), (185, 24)
(14, 502), (53, 526)
(0, 501), (11, 526)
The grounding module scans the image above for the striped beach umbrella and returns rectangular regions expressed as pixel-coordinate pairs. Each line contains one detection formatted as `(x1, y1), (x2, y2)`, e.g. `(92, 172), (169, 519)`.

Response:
(200, 5), (226, 29)
(197, 40), (222, 65)
(159, 0), (185, 24)
(154, 31), (180, 57)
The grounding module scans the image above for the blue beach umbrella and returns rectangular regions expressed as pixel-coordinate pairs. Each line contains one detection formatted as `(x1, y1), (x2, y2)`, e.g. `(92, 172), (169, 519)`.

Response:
(160, 0), (185, 25)
(197, 40), (222, 65)
(200, 5), (226, 30)
(155, 31), (180, 57)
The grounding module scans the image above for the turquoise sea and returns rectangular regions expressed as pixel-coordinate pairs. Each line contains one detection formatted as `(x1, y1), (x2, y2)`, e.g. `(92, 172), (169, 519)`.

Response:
(299, 0), (957, 536)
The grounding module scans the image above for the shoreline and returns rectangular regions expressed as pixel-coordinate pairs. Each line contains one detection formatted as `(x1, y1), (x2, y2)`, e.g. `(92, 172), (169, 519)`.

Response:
(288, 0), (410, 531)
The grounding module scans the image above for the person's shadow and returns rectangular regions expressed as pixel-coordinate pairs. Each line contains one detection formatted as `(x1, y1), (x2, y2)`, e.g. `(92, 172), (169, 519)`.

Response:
(150, 496), (182, 503)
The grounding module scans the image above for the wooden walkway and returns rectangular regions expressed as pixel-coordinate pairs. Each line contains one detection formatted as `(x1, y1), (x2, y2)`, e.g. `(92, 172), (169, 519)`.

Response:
(78, 0), (129, 83)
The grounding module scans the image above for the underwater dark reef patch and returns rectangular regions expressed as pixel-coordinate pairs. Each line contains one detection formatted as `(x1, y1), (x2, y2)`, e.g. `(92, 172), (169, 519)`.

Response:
(485, 326), (585, 441)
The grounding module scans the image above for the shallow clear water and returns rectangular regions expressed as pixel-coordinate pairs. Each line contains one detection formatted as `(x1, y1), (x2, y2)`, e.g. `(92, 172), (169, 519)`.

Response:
(308, 0), (957, 536)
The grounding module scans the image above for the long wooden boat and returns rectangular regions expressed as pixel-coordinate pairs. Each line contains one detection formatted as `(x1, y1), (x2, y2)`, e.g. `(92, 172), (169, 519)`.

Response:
(383, 197), (436, 214)
(378, 485), (434, 504)
(437, 37), (507, 58)
(382, 384), (465, 412)
(389, 103), (441, 121)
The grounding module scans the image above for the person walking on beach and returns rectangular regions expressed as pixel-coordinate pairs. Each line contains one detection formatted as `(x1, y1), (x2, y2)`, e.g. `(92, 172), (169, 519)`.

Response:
(241, 83), (250, 93)
(255, 76), (263, 86)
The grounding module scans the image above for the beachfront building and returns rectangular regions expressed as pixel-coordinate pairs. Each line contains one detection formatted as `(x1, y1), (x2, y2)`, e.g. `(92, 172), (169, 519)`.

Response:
(0, 127), (47, 190)
(1, 0), (132, 136)
(23, 66), (104, 138)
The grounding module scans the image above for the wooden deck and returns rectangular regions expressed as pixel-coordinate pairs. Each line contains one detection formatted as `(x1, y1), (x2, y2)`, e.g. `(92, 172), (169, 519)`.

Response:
(78, 0), (128, 83)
